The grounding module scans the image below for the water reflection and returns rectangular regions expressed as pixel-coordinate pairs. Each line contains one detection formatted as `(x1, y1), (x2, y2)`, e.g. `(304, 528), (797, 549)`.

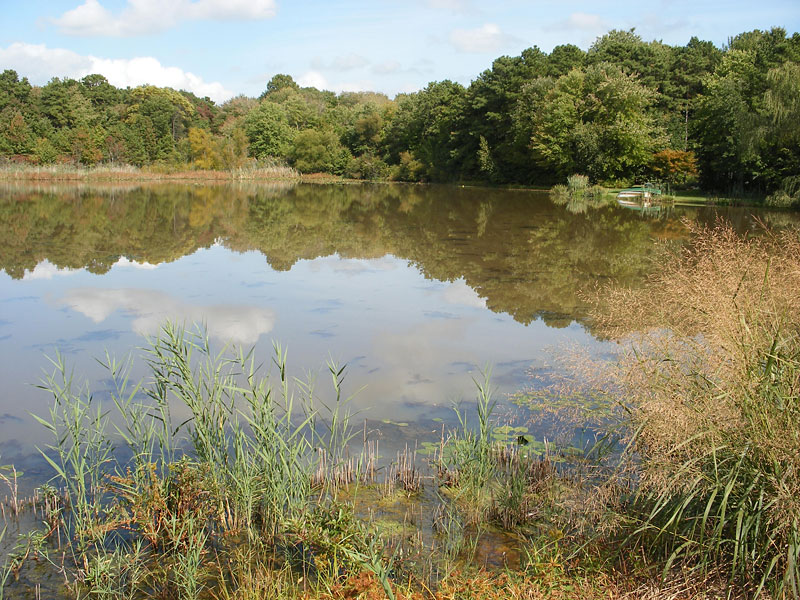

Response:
(1, 182), (797, 473)
(0, 181), (674, 325)
(60, 287), (277, 345)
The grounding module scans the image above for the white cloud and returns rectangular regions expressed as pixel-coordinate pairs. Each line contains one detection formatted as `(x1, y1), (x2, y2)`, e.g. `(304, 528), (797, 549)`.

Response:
(22, 257), (157, 279)
(54, 0), (277, 37)
(113, 257), (158, 270)
(0, 43), (90, 84)
(297, 70), (329, 90)
(448, 23), (516, 54)
(89, 56), (233, 101)
(311, 53), (370, 72)
(0, 42), (233, 103)
(296, 70), (374, 93)
(306, 256), (399, 275)
(61, 287), (276, 346)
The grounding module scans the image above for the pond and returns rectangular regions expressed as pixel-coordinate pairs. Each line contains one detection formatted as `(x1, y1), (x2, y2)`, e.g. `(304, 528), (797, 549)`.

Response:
(1, 181), (797, 488)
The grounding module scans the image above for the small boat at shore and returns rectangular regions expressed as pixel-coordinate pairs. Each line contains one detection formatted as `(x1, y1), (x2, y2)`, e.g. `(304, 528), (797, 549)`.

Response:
(616, 183), (663, 203)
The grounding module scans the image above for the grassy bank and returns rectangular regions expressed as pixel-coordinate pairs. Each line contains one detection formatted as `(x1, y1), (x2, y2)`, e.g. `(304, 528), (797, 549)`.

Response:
(0, 162), (304, 182)
(596, 223), (800, 597)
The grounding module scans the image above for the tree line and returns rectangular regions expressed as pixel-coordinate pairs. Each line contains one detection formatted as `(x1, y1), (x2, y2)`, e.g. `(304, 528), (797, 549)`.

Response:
(1, 27), (798, 202)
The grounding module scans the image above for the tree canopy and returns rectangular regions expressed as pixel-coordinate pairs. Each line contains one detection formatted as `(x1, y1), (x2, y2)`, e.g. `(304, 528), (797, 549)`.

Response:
(1, 26), (799, 201)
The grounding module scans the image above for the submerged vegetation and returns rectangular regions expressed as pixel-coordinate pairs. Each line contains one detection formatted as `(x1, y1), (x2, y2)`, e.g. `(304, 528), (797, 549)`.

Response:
(1, 27), (799, 199)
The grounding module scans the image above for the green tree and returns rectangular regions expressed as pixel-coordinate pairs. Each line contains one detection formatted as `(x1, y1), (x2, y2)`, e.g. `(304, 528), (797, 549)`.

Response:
(188, 127), (222, 169)
(261, 74), (300, 99)
(0, 109), (33, 154)
(693, 49), (763, 191)
(0, 70), (32, 111)
(669, 37), (722, 149)
(466, 47), (549, 182)
(288, 127), (350, 174)
(587, 29), (672, 92)
(33, 136), (58, 164)
(384, 80), (467, 180)
(527, 64), (662, 181)
(546, 44), (586, 77)
(244, 101), (295, 159)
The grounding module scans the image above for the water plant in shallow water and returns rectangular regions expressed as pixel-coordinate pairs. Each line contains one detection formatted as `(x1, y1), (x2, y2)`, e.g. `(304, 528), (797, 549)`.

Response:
(550, 175), (610, 214)
(3, 321), (711, 598)
(20, 323), (378, 598)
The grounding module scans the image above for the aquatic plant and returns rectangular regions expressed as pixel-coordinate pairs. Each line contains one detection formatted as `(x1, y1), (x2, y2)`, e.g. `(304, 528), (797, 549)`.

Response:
(567, 174), (590, 192)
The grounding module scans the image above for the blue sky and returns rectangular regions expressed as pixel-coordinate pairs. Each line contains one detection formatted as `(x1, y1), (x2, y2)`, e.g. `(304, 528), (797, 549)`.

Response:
(1, 0), (798, 103)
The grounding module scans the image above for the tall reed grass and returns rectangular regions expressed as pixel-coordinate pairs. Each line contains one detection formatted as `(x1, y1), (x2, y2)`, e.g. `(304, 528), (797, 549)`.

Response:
(2, 323), (623, 598)
(0, 160), (300, 182)
(28, 323), (374, 597)
(594, 223), (800, 596)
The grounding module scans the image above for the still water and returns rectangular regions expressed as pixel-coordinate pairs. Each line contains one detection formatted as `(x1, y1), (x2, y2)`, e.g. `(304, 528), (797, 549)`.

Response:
(1, 181), (796, 484)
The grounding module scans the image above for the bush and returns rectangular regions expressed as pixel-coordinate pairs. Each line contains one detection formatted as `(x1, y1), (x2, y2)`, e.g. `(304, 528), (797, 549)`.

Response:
(347, 153), (390, 180)
(288, 128), (351, 174)
(391, 151), (426, 182)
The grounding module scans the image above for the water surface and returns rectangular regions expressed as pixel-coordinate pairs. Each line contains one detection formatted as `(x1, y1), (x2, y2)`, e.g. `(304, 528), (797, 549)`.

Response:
(1, 182), (795, 483)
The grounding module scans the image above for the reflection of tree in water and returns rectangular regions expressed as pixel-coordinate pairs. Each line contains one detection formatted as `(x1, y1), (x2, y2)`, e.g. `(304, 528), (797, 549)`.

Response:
(2, 182), (787, 329)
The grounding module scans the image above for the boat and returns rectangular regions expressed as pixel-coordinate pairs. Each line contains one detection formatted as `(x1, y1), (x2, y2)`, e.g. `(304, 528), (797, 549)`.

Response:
(616, 182), (663, 203)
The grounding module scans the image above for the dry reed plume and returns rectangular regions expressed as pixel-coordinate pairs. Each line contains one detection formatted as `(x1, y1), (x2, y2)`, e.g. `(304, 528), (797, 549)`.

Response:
(593, 221), (800, 595)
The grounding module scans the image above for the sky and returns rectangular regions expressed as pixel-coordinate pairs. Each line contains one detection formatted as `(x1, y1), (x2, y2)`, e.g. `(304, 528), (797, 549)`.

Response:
(1, 0), (798, 104)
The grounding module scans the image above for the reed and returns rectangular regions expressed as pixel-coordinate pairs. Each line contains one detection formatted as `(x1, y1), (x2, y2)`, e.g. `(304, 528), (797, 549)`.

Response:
(567, 174), (590, 192)
(594, 223), (800, 596)
(18, 323), (411, 598)
(2, 323), (620, 598)
(0, 161), (300, 182)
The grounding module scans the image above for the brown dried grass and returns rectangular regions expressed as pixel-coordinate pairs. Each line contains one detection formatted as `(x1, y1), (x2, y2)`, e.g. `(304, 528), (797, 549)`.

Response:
(592, 221), (800, 593)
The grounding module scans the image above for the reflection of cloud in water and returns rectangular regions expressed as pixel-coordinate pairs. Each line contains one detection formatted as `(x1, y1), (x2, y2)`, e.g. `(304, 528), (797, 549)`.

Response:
(368, 319), (473, 412)
(113, 257), (158, 270)
(23, 260), (80, 280)
(73, 329), (126, 342)
(424, 310), (459, 320)
(310, 299), (344, 314)
(441, 279), (486, 309)
(61, 288), (275, 345)
(306, 255), (399, 275)
(310, 329), (336, 339)
(24, 257), (157, 280)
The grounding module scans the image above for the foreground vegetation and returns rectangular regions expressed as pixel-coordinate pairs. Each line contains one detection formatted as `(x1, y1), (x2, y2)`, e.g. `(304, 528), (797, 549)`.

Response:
(1, 27), (799, 201)
(1, 222), (799, 598)
(597, 224), (800, 596)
